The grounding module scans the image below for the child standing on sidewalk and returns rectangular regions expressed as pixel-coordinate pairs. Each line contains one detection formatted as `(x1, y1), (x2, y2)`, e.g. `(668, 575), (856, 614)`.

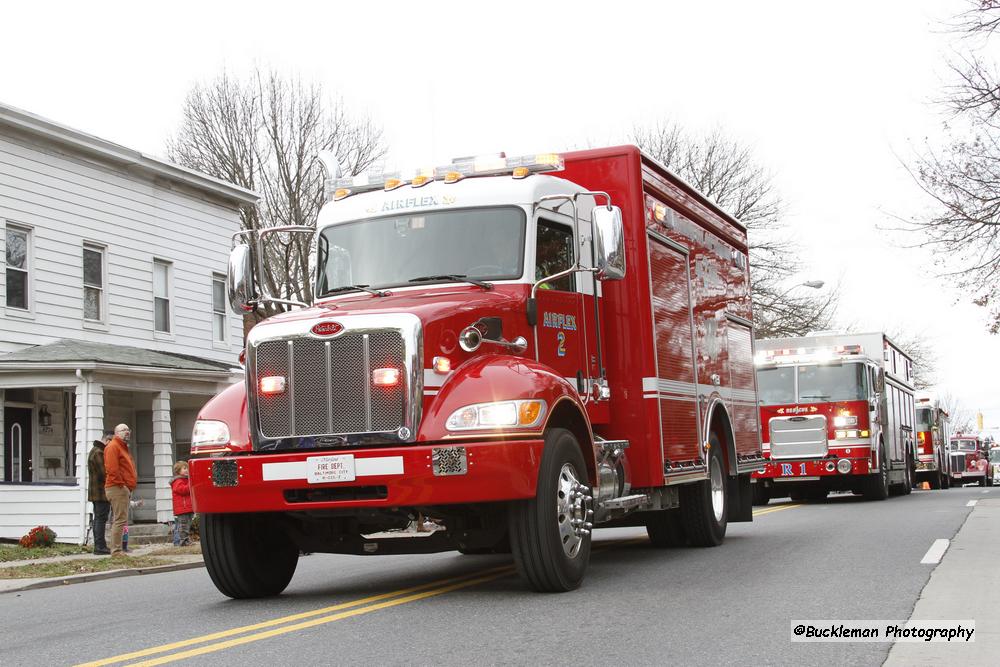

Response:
(171, 461), (194, 546)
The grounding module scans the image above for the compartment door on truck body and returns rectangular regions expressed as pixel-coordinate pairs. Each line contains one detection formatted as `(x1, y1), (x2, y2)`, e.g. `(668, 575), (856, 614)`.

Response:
(533, 215), (592, 398)
(647, 231), (701, 473)
(727, 318), (759, 455)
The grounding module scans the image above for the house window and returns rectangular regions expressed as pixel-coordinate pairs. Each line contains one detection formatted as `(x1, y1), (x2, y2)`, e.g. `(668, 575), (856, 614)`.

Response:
(5, 225), (30, 310)
(212, 273), (227, 342)
(153, 259), (171, 333)
(83, 244), (105, 321)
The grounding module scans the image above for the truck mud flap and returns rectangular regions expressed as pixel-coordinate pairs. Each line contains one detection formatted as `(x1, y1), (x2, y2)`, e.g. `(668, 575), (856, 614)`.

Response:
(728, 474), (753, 522)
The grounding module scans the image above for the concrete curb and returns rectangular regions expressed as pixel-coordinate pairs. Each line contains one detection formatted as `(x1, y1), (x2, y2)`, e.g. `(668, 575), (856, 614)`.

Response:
(0, 560), (205, 594)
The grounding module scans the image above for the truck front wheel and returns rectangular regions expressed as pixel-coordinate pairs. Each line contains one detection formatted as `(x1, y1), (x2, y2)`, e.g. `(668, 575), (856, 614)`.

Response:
(509, 428), (592, 592)
(863, 445), (890, 501)
(202, 512), (299, 599)
(680, 435), (727, 547)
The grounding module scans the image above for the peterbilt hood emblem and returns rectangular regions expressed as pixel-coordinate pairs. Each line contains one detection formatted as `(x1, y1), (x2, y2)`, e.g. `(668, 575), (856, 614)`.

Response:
(311, 321), (344, 336)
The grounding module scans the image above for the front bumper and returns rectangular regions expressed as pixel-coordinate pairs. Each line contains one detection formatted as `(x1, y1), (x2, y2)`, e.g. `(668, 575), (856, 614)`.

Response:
(190, 439), (545, 513)
(754, 456), (872, 480)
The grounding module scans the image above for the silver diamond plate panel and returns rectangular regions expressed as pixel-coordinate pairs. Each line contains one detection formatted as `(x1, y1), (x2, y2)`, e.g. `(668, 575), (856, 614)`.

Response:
(432, 447), (468, 476)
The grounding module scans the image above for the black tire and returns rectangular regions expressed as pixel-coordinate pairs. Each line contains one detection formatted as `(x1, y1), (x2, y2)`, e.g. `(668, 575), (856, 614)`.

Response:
(751, 482), (771, 506)
(645, 509), (686, 547)
(929, 473), (940, 490)
(509, 428), (592, 592)
(202, 512), (299, 599)
(979, 475), (987, 487)
(941, 469), (951, 489)
(901, 454), (914, 495)
(863, 444), (890, 501)
(789, 491), (804, 502)
(680, 434), (727, 547)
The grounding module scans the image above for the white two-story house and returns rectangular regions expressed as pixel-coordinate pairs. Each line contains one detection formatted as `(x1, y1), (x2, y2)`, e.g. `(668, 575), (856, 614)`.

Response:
(0, 101), (258, 543)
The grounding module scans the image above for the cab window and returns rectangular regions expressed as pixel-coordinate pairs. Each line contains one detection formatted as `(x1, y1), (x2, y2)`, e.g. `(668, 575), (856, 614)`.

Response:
(535, 220), (575, 291)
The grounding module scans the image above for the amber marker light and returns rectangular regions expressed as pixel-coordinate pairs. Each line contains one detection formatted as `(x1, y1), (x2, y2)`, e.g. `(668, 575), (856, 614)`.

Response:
(433, 356), (452, 374)
(259, 376), (286, 395)
(412, 174), (431, 187)
(443, 171), (463, 184)
(372, 367), (401, 387)
(512, 166), (530, 179)
(333, 188), (351, 200)
(384, 178), (403, 191)
(519, 400), (543, 426)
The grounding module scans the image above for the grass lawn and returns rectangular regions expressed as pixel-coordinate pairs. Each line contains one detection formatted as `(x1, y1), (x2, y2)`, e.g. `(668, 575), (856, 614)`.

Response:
(0, 555), (174, 579)
(0, 543), (92, 562)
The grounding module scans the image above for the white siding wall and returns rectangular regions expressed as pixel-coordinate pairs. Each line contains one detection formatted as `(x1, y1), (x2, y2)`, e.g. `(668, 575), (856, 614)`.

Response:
(0, 485), (82, 542)
(0, 131), (243, 361)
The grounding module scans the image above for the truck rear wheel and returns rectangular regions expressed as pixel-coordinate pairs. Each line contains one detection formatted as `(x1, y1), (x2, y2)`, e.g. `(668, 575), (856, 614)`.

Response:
(863, 445), (890, 501)
(680, 435), (727, 547)
(900, 453), (914, 495)
(645, 509), (686, 547)
(202, 512), (299, 599)
(509, 428), (592, 592)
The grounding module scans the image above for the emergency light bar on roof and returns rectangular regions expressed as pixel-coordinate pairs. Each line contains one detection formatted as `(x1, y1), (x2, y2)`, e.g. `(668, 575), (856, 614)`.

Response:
(328, 153), (564, 202)
(754, 344), (864, 366)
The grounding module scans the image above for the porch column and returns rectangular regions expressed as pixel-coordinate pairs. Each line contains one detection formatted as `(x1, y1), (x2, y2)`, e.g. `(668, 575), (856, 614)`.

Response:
(153, 391), (174, 524)
(0, 388), (5, 477)
(75, 378), (104, 545)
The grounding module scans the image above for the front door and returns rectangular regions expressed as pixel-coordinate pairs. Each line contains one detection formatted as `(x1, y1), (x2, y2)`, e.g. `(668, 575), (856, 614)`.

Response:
(534, 218), (588, 396)
(4, 407), (33, 482)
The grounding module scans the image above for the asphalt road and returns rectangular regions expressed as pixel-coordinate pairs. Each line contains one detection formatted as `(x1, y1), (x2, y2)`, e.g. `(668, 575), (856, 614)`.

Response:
(3, 485), (993, 666)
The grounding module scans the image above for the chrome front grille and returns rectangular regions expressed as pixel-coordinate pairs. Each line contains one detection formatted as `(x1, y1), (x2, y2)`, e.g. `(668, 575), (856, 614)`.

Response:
(768, 415), (829, 459)
(253, 329), (409, 440)
(950, 453), (967, 473)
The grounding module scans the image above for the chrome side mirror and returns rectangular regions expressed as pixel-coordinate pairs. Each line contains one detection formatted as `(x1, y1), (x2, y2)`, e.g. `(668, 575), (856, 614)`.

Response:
(227, 244), (256, 313)
(593, 205), (626, 281)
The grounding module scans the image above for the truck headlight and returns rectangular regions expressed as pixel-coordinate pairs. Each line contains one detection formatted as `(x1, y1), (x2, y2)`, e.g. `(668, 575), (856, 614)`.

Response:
(191, 420), (231, 453)
(446, 400), (546, 431)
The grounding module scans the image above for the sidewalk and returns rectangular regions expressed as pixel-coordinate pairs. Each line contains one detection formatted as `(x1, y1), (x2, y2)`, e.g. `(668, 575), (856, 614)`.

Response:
(884, 498), (1000, 665)
(0, 544), (204, 594)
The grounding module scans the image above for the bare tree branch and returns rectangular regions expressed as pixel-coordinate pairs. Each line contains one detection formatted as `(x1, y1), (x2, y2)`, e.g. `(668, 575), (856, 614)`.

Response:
(633, 120), (837, 338)
(167, 68), (387, 319)
(908, 1), (1000, 333)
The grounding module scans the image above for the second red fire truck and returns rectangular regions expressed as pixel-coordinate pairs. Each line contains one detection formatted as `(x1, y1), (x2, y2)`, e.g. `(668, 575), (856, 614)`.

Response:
(752, 332), (917, 503)
(188, 145), (764, 597)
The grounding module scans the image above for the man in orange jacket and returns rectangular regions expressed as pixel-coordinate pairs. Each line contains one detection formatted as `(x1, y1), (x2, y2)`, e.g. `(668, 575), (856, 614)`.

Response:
(104, 423), (137, 557)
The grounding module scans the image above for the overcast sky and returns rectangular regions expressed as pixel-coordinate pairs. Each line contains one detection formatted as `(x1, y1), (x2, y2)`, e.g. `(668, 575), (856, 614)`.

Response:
(3, 0), (999, 433)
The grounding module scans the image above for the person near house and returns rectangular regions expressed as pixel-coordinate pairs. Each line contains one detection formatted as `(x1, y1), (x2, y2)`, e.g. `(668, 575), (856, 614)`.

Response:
(104, 423), (137, 557)
(87, 431), (114, 555)
(171, 460), (194, 546)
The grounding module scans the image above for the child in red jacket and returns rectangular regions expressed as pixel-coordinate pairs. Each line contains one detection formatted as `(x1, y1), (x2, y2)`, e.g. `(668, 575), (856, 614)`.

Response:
(171, 461), (193, 546)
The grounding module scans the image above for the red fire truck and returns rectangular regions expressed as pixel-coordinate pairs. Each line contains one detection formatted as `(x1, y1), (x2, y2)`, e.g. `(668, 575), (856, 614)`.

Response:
(948, 434), (989, 486)
(752, 332), (917, 503)
(914, 395), (951, 489)
(189, 145), (764, 598)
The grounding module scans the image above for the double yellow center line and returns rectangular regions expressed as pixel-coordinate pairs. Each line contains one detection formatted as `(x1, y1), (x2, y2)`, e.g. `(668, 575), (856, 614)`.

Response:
(79, 506), (800, 666)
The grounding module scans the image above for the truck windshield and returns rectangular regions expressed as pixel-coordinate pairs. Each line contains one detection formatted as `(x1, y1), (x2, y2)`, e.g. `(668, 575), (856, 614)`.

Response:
(797, 363), (867, 403)
(316, 207), (526, 295)
(756, 367), (795, 406)
(991, 449), (1000, 463)
(952, 440), (977, 452)
(915, 408), (933, 430)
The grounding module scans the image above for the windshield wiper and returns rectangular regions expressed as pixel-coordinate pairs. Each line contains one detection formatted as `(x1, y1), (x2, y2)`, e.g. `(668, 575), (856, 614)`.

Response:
(320, 284), (388, 298)
(407, 274), (493, 290)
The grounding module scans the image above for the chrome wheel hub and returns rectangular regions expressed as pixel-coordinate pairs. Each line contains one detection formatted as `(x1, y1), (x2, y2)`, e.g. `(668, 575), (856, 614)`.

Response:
(710, 456), (725, 523)
(556, 463), (593, 558)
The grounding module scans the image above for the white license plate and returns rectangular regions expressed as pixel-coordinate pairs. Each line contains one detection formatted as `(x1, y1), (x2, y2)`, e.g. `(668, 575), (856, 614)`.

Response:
(307, 454), (356, 484)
